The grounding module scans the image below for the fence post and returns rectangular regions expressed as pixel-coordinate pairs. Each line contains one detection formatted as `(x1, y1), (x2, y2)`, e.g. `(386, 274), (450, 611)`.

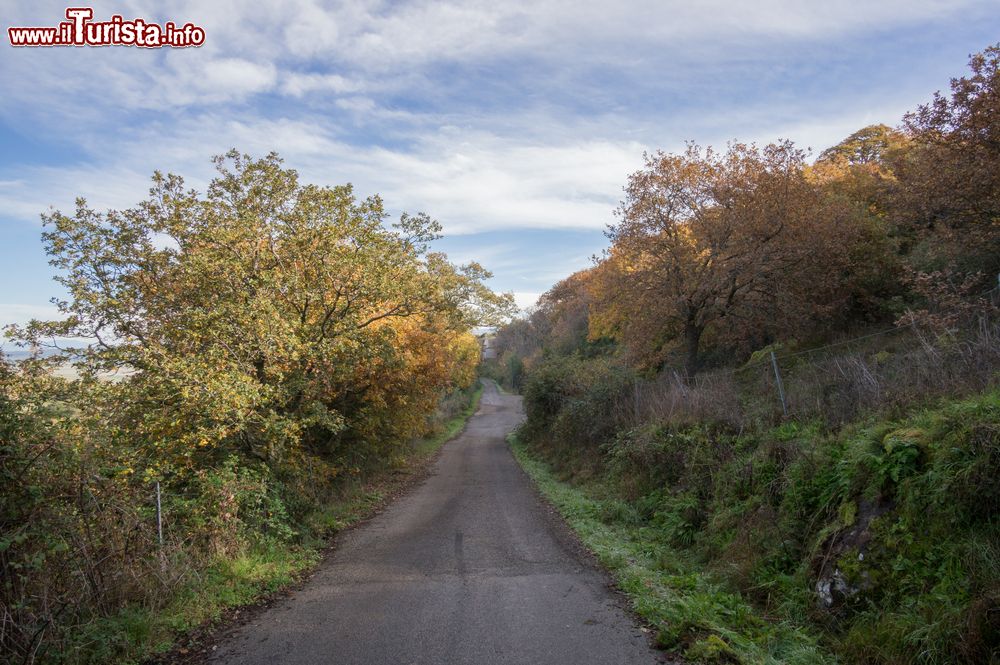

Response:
(633, 375), (640, 419)
(770, 350), (788, 417)
(155, 481), (163, 548)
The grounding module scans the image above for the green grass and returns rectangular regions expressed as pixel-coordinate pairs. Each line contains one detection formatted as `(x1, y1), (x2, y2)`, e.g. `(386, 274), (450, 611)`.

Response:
(509, 433), (835, 665)
(513, 385), (1000, 664)
(56, 384), (484, 665)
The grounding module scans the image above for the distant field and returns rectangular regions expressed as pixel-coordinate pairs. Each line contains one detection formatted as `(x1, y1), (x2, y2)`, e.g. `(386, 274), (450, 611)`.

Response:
(2, 349), (37, 361)
(2, 349), (133, 381)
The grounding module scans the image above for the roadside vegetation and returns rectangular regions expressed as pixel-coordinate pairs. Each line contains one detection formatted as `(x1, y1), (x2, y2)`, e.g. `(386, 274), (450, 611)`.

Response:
(0, 152), (509, 664)
(490, 45), (1000, 664)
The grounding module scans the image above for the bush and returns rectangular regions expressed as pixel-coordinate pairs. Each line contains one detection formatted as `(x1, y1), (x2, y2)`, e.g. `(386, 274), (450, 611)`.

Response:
(522, 355), (636, 469)
(518, 335), (1000, 662)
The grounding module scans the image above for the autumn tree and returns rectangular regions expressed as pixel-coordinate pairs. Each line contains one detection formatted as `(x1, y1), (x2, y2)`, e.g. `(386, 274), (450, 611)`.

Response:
(12, 151), (514, 476)
(816, 124), (908, 167)
(591, 142), (852, 378)
(891, 44), (1000, 279)
(809, 125), (909, 322)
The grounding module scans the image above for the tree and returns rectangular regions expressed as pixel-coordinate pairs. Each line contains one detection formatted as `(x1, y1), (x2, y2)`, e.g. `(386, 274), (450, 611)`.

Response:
(892, 44), (1000, 278)
(10, 151), (515, 474)
(816, 124), (908, 167)
(809, 125), (909, 323)
(591, 142), (849, 378)
(533, 268), (604, 355)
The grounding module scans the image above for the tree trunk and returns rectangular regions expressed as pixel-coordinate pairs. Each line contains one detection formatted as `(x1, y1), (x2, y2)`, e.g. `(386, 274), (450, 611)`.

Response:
(683, 320), (703, 383)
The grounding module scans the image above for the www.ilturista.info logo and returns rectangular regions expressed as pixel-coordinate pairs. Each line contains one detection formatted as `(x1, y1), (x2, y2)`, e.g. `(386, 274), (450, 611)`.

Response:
(7, 7), (205, 48)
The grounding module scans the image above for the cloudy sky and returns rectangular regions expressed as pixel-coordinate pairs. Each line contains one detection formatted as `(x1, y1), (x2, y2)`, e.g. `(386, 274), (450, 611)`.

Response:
(2, 0), (999, 336)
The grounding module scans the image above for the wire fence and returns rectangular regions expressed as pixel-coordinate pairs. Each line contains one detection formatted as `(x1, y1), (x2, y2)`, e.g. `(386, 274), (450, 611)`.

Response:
(628, 302), (1000, 429)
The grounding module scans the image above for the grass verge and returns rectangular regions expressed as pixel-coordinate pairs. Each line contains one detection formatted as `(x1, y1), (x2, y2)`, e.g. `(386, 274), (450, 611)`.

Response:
(509, 432), (835, 665)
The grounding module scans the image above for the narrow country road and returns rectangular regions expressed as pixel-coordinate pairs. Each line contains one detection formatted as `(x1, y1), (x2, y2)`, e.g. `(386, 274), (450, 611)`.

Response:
(209, 380), (659, 665)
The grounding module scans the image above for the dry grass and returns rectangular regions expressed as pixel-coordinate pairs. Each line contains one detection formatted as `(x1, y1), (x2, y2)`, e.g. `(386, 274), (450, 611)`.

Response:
(622, 316), (1000, 431)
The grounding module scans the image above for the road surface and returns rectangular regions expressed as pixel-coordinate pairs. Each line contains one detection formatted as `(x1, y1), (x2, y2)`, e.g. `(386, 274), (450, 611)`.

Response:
(210, 380), (659, 665)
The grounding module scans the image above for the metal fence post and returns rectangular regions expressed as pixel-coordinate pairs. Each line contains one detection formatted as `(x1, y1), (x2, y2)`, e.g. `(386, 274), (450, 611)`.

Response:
(155, 481), (163, 548)
(633, 375), (640, 420)
(770, 350), (788, 417)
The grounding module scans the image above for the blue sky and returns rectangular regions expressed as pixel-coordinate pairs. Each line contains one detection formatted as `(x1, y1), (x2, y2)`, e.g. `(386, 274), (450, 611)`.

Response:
(2, 0), (999, 335)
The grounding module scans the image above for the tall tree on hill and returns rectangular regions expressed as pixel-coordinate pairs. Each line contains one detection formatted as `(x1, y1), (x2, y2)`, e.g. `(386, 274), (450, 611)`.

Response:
(892, 44), (1000, 279)
(809, 125), (909, 322)
(591, 142), (852, 379)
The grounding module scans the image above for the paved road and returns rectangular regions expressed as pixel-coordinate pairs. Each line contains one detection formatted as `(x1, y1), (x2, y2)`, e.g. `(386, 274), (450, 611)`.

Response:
(210, 380), (659, 665)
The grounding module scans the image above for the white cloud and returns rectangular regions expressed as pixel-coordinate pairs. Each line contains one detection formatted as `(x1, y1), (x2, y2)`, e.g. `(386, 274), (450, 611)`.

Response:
(1, 0), (996, 310)
(2, 0), (987, 115)
(0, 164), (158, 225)
(281, 72), (364, 96)
(358, 132), (645, 233)
(0, 112), (642, 233)
(0, 303), (61, 329)
(335, 96), (377, 112)
(262, 0), (979, 69)
(200, 58), (278, 95)
(283, 0), (342, 57)
(512, 291), (542, 310)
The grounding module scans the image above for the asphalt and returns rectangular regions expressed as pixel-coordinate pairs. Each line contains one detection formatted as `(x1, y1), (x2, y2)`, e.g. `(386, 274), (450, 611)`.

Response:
(209, 380), (660, 665)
